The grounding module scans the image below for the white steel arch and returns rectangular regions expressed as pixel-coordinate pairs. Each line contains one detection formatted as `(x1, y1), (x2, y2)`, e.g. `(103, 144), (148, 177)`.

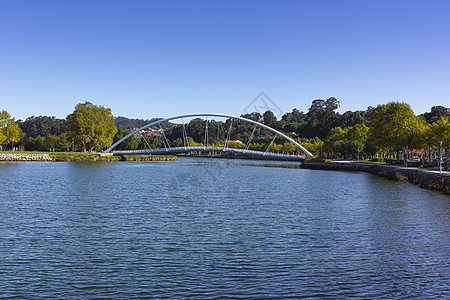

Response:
(105, 113), (313, 156)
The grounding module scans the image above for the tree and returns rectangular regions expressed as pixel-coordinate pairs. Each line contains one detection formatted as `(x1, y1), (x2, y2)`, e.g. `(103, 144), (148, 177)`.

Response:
(0, 110), (21, 150)
(323, 124), (370, 159)
(363, 106), (376, 122)
(68, 102), (118, 152)
(262, 110), (277, 127)
(428, 117), (450, 147)
(421, 106), (450, 124)
(241, 112), (263, 122)
(112, 128), (139, 150)
(137, 134), (162, 150)
(305, 97), (340, 139)
(323, 126), (347, 155)
(428, 117), (450, 163)
(281, 108), (304, 123)
(19, 116), (69, 139)
(296, 137), (323, 155)
(346, 124), (370, 158)
(368, 102), (426, 153)
(338, 110), (365, 128)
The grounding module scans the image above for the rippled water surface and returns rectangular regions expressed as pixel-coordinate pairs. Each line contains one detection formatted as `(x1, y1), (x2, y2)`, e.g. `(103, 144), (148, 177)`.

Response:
(1, 158), (449, 298)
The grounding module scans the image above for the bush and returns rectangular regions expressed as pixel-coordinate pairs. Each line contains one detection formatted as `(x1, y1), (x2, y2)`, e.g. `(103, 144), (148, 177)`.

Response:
(306, 156), (330, 163)
(371, 157), (383, 163)
(409, 161), (422, 167)
(385, 158), (402, 164)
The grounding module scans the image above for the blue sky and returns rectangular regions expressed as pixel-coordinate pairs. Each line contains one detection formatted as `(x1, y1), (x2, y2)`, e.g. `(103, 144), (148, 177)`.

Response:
(1, 0), (449, 120)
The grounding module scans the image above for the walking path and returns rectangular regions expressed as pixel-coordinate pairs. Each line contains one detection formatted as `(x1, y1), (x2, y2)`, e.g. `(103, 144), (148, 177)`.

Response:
(302, 160), (450, 194)
(332, 160), (450, 177)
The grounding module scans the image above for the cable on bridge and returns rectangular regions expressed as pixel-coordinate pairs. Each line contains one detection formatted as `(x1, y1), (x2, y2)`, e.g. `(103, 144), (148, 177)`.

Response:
(223, 118), (233, 150)
(264, 134), (277, 155)
(159, 124), (171, 151)
(245, 125), (257, 152)
(138, 131), (152, 150)
(182, 118), (189, 150)
(204, 117), (209, 150)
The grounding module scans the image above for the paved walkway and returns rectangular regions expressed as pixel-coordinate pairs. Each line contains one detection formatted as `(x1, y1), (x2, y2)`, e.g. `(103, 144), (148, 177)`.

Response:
(332, 160), (450, 177)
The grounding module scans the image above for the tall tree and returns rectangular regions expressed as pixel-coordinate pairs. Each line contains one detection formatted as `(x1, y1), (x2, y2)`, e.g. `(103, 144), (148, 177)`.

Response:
(421, 106), (450, 124)
(19, 116), (69, 139)
(368, 102), (426, 153)
(262, 110), (277, 127)
(0, 110), (21, 150)
(428, 117), (450, 148)
(338, 110), (365, 128)
(305, 97), (340, 139)
(68, 102), (118, 152)
(112, 128), (139, 150)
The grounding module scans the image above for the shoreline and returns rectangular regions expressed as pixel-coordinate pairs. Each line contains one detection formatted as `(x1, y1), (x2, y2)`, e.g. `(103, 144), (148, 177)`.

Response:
(0, 153), (178, 162)
(301, 161), (450, 195)
(2, 153), (448, 194)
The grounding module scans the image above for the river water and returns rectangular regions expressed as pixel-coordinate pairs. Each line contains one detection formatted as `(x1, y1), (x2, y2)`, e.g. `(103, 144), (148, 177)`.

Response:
(0, 158), (449, 299)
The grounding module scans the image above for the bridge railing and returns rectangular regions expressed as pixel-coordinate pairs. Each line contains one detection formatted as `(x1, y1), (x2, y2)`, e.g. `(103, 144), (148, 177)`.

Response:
(112, 146), (306, 160)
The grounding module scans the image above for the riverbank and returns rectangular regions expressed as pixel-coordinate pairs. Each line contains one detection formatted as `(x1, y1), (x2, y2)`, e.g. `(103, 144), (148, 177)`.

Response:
(0, 153), (53, 161)
(302, 161), (450, 194)
(0, 152), (178, 162)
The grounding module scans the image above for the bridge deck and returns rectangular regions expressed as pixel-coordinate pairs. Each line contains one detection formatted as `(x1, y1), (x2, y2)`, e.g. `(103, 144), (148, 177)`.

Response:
(113, 146), (306, 162)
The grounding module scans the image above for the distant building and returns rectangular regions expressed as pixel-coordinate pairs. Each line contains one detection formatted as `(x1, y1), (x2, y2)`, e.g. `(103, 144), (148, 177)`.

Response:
(133, 127), (162, 137)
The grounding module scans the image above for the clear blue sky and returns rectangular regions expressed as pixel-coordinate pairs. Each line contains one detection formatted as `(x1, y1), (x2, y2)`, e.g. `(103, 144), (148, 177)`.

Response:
(1, 0), (449, 120)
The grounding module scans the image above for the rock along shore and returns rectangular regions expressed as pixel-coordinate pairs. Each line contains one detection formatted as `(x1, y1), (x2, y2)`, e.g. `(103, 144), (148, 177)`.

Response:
(302, 161), (450, 195)
(0, 153), (178, 162)
(0, 153), (52, 161)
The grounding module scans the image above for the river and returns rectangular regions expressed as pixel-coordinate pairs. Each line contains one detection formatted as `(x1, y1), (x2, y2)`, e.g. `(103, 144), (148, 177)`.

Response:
(0, 158), (449, 298)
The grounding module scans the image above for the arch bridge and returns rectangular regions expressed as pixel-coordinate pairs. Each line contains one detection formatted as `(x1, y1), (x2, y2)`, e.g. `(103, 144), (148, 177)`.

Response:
(105, 113), (313, 161)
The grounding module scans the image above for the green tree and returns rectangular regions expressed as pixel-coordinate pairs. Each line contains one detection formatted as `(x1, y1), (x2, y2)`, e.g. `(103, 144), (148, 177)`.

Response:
(323, 124), (370, 158)
(421, 106), (450, 124)
(0, 110), (21, 150)
(68, 102), (118, 152)
(112, 128), (139, 150)
(296, 137), (323, 155)
(25, 136), (46, 151)
(323, 126), (347, 155)
(262, 110), (277, 127)
(305, 97), (340, 138)
(345, 124), (370, 159)
(338, 110), (365, 128)
(19, 116), (69, 139)
(428, 117), (450, 147)
(368, 102), (426, 153)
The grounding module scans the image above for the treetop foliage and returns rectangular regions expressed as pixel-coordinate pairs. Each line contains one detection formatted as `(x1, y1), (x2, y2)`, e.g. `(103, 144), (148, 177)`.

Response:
(0, 110), (21, 150)
(18, 116), (69, 139)
(68, 102), (118, 152)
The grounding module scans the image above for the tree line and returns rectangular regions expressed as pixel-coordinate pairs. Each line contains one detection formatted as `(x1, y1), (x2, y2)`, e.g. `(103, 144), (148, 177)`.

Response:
(1, 99), (449, 164)
(1, 102), (117, 152)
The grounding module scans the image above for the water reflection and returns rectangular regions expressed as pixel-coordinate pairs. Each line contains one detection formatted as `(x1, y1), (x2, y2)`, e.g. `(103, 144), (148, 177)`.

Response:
(0, 159), (448, 298)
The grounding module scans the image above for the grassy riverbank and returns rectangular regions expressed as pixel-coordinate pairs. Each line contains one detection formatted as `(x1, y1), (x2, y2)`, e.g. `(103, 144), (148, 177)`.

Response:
(0, 151), (178, 162)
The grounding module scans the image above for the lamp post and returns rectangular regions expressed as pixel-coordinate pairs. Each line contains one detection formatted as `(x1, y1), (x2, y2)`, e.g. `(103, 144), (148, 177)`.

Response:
(440, 141), (443, 175)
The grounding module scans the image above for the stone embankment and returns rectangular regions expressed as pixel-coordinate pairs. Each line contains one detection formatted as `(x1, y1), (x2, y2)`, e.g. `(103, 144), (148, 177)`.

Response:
(0, 152), (178, 162)
(302, 161), (450, 194)
(0, 153), (53, 161)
